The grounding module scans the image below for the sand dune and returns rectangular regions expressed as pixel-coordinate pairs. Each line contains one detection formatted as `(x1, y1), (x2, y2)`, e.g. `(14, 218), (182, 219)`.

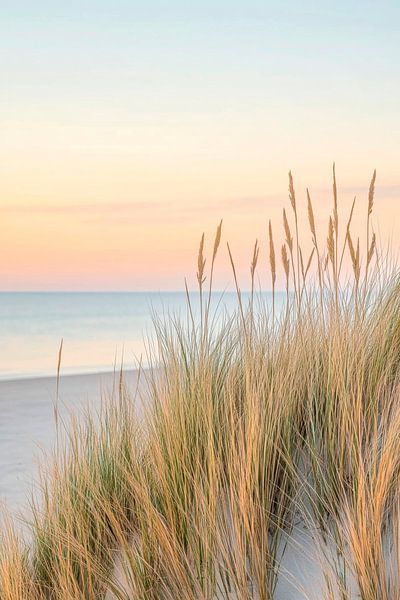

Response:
(0, 370), (141, 515)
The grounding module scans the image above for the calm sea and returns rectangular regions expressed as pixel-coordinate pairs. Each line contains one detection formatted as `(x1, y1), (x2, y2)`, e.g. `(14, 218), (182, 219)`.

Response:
(0, 292), (269, 381)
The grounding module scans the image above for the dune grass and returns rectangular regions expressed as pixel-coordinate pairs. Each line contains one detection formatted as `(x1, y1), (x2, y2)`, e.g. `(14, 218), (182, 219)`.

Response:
(1, 168), (400, 599)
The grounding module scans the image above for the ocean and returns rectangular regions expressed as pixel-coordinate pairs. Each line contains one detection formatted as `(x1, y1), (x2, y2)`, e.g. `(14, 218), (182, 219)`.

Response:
(0, 291), (275, 381)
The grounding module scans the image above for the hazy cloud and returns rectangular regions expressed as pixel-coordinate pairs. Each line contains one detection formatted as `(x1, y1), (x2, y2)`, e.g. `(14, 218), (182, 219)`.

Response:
(0, 201), (164, 214)
(0, 184), (397, 221)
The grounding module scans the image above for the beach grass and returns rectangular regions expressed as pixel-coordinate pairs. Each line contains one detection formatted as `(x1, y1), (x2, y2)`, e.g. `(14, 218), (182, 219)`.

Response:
(1, 168), (400, 599)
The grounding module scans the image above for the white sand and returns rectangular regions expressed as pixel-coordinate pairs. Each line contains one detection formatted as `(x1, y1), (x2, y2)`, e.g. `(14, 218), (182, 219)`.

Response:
(107, 523), (352, 600)
(0, 372), (356, 598)
(0, 370), (141, 516)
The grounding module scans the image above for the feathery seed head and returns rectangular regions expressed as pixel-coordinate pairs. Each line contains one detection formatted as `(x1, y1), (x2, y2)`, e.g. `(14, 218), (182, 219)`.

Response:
(307, 189), (316, 240)
(281, 244), (290, 283)
(197, 233), (206, 286)
(367, 231), (376, 266)
(212, 220), (223, 262)
(283, 209), (293, 252)
(288, 171), (296, 212)
(368, 169), (377, 216)
(250, 240), (259, 279)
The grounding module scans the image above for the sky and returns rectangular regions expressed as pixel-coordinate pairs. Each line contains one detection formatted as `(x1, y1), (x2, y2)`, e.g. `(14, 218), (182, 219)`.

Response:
(1, 1), (399, 290)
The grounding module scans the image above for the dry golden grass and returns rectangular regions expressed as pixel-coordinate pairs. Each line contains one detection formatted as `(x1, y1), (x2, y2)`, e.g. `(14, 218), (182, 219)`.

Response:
(1, 168), (399, 599)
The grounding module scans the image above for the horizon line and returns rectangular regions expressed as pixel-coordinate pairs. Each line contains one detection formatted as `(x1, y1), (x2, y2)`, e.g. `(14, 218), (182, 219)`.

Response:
(0, 289), (284, 294)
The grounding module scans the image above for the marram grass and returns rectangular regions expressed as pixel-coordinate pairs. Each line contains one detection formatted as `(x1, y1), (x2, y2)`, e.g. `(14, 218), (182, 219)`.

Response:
(1, 168), (400, 599)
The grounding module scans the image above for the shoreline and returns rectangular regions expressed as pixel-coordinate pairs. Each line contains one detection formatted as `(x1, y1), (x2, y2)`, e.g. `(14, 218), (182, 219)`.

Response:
(0, 368), (137, 384)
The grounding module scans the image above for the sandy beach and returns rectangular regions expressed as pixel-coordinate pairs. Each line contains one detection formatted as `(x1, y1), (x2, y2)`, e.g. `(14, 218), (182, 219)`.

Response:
(0, 370), (141, 515)
(0, 371), (334, 600)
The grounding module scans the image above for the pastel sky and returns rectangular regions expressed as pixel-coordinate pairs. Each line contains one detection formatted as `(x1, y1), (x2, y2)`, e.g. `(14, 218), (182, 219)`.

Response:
(1, 1), (399, 290)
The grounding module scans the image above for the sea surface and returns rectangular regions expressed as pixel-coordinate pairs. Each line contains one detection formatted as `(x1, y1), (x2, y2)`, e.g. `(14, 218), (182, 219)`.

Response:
(0, 291), (282, 514)
(0, 291), (257, 381)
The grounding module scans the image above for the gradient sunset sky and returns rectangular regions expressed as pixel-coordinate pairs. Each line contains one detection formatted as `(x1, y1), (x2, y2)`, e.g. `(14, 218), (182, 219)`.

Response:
(1, 1), (399, 290)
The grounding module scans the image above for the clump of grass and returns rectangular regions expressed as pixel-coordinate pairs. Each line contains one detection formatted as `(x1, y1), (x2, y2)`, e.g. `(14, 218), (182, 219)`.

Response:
(0, 519), (39, 600)
(1, 167), (400, 599)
